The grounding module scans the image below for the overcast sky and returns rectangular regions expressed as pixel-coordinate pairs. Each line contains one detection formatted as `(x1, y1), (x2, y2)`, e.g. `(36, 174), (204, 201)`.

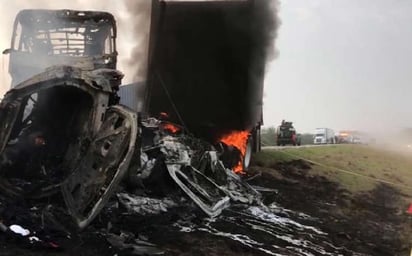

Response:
(264, 0), (412, 134)
(0, 0), (411, 135)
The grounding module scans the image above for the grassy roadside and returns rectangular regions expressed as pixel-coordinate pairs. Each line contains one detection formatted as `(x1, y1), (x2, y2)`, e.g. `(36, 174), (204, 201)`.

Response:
(253, 145), (412, 254)
(253, 145), (412, 199)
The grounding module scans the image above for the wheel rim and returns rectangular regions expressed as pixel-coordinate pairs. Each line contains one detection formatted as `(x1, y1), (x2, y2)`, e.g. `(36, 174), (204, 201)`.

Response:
(243, 137), (253, 169)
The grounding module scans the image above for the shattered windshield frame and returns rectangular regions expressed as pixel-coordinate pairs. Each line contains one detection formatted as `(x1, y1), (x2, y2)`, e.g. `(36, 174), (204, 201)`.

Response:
(6, 9), (118, 87)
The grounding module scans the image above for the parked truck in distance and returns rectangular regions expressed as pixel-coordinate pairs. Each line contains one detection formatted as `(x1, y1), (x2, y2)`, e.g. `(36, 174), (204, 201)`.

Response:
(276, 121), (301, 146)
(314, 128), (336, 144)
(337, 130), (372, 144)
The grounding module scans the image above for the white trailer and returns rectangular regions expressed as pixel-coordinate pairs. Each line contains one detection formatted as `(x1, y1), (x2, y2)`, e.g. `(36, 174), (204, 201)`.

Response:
(314, 128), (335, 144)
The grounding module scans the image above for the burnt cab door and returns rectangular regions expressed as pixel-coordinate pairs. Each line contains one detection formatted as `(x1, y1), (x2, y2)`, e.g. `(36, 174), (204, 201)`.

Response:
(62, 105), (138, 230)
(0, 99), (22, 153)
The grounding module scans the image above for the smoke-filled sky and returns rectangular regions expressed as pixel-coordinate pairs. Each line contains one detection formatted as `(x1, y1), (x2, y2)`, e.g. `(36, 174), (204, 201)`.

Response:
(0, 0), (411, 135)
(264, 0), (412, 134)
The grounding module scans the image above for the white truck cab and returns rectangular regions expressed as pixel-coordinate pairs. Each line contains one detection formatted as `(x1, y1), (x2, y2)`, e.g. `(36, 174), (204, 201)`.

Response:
(314, 128), (335, 144)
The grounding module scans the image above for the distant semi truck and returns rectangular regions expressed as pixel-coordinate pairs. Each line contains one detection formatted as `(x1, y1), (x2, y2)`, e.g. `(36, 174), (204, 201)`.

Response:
(276, 121), (301, 146)
(337, 130), (372, 144)
(314, 128), (335, 144)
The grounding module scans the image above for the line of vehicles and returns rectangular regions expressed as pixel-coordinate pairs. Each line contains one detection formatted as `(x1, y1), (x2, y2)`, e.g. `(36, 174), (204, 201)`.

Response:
(275, 121), (366, 146)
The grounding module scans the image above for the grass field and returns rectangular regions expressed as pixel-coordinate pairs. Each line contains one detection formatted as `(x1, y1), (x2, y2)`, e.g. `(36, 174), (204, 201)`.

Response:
(253, 145), (412, 253)
(253, 145), (412, 199)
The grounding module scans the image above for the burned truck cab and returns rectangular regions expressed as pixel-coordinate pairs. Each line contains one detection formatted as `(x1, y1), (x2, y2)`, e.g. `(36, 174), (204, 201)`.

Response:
(0, 10), (138, 229)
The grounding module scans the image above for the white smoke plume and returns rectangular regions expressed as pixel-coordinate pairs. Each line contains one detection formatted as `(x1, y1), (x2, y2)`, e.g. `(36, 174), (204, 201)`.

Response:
(124, 1), (152, 81)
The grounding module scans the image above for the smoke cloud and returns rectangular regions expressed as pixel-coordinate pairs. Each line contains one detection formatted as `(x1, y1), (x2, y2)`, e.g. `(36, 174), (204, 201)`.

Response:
(143, 0), (280, 139)
(124, 1), (152, 82)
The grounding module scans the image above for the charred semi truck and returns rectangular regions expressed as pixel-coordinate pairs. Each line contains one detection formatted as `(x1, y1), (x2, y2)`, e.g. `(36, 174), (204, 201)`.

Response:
(0, 2), (274, 231)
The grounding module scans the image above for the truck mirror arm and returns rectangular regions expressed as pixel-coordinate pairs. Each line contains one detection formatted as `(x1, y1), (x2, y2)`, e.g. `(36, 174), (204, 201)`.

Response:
(2, 49), (11, 55)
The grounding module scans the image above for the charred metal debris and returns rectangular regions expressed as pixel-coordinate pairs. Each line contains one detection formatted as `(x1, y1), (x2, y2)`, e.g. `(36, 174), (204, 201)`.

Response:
(0, 66), (261, 236)
(0, 7), (263, 253)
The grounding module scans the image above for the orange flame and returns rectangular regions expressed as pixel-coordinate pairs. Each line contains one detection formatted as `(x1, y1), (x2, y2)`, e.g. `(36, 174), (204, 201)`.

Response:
(219, 130), (250, 174)
(163, 123), (181, 133)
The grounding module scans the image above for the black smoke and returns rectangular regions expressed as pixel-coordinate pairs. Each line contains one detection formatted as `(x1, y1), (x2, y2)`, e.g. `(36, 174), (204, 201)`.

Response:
(139, 0), (280, 141)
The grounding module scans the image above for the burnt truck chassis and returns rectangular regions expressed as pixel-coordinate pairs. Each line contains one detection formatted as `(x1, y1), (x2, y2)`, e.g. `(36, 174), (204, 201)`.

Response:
(0, 7), (262, 240)
(0, 66), (261, 232)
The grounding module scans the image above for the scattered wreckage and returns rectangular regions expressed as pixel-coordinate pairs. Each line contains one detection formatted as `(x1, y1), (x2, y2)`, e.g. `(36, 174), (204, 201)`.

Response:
(0, 7), (265, 252)
(0, 65), (261, 232)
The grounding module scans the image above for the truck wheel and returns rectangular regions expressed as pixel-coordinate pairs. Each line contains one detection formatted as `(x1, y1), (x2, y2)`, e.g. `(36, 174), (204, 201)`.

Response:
(243, 136), (253, 169)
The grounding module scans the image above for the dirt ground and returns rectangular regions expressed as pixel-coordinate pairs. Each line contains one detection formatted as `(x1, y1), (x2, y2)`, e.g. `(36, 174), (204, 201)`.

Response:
(1, 159), (411, 256)
(248, 160), (412, 256)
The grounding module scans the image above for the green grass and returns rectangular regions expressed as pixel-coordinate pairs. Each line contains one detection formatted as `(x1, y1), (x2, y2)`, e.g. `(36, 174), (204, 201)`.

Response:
(252, 149), (295, 166)
(253, 145), (412, 198)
